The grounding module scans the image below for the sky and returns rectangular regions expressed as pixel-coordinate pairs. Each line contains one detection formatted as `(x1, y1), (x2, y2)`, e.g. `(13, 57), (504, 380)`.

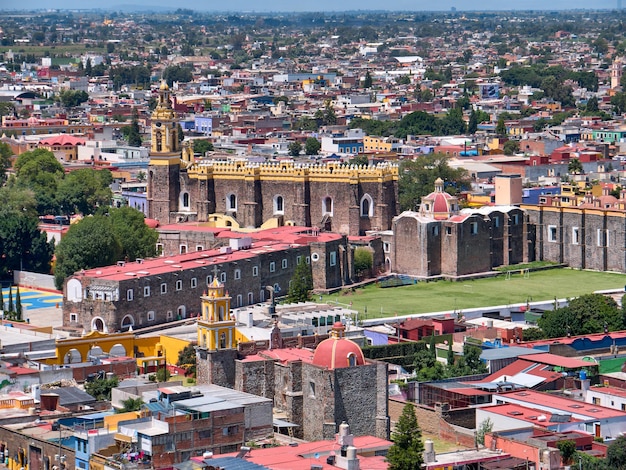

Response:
(2, 0), (622, 12)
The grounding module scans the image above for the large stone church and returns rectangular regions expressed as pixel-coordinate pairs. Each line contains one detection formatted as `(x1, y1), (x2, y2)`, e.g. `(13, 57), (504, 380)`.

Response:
(147, 82), (399, 236)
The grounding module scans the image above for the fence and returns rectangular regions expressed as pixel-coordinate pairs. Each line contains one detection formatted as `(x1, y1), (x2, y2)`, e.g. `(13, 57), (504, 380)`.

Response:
(14, 271), (57, 291)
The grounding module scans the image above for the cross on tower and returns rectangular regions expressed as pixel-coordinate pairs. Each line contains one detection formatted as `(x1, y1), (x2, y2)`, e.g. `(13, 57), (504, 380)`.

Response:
(211, 264), (220, 283)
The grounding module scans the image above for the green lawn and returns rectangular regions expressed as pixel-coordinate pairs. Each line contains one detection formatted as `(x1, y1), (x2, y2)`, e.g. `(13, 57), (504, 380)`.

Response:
(320, 269), (626, 319)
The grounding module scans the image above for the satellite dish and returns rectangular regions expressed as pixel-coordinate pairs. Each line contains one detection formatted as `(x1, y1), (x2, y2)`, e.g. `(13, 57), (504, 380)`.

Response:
(314, 453), (320, 459)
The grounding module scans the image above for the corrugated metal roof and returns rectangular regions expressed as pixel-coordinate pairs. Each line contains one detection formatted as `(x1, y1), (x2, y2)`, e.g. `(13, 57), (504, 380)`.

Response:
(202, 457), (270, 470)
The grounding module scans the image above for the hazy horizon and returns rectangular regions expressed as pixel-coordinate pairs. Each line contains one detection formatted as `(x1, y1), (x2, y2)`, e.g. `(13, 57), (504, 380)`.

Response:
(2, 0), (624, 12)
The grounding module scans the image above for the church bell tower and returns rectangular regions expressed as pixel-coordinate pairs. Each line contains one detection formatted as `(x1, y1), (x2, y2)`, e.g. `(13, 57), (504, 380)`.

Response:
(147, 81), (181, 223)
(196, 276), (238, 388)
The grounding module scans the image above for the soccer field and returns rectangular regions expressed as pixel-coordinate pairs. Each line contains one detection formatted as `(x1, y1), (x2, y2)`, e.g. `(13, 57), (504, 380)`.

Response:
(321, 269), (626, 319)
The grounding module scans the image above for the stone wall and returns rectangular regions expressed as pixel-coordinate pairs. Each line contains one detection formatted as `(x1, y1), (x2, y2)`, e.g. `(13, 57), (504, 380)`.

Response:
(525, 205), (626, 273)
(389, 398), (475, 446)
(151, 161), (399, 236)
(65, 243), (346, 333)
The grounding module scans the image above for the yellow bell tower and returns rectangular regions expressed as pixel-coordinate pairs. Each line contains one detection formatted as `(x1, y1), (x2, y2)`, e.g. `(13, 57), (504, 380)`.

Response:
(197, 277), (236, 351)
(150, 81), (180, 156)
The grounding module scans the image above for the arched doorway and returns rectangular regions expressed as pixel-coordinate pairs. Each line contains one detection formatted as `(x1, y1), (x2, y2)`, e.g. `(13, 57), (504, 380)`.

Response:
(92, 317), (105, 332)
(121, 315), (134, 331)
(64, 348), (82, 364)
(110, 344), (127, 357)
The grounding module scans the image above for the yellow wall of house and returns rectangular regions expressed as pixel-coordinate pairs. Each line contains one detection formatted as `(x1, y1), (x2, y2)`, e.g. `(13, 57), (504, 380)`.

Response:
(104, 411), (140, 431)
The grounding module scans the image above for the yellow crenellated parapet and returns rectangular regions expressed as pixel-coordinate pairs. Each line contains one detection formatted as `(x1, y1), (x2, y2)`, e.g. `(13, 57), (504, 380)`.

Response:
(185, 161), (398, 182)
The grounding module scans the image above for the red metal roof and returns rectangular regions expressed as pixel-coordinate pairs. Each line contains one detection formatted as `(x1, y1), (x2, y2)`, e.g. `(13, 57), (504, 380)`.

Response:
(218, 435), (392, 470)
(519, 353), (595, 369)
(39, 135), (85, 146)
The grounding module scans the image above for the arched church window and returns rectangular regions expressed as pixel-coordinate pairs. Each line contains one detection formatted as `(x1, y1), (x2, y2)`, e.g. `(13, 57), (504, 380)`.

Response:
(227, 194), (237, 211)
(156, 130), (162, 152)
(348, 353), (357, 367)
(360, 194), (373, 217)
(323, 197), (333, 215)
(274, 195), (284, 214)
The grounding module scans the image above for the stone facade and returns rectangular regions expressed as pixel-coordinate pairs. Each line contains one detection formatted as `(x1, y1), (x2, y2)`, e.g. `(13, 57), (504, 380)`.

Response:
(385, 186), (531, 279)
(230, 355), (389, 442)
(146, 83), (399, 236)
(524, 204), (626, 272)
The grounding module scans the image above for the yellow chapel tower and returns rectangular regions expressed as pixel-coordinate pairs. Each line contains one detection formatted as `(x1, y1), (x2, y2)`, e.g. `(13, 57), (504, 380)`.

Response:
(197, 277), (236, 351)
(195, 275), (238, 387)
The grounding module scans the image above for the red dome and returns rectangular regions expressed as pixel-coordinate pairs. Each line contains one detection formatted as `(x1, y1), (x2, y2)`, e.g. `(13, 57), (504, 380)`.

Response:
(144, 218), (160, 228)
(429, 191), (453, 213)
(312, 323), (366, 370)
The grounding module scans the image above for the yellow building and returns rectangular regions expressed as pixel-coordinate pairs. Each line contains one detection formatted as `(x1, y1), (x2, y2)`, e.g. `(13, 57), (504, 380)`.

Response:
(42, 330), (191, 373)
(363, 135), (400, 153)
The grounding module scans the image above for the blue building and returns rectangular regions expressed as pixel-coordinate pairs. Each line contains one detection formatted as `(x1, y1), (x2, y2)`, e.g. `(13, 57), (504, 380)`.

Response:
(522, 186), (561, 205)
(193, 116), (213, 135)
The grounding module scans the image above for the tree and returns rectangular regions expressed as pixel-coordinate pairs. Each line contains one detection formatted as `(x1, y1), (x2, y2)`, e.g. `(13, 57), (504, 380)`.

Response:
(476, 418), (493, 446)
(285, 258), (313, 303)
(557, 440), (577, 466)
(606, 435), (626, 469)
(125, 109), (142, 147)
(107, 206), (159, 262)
(568, 158), (583, 175)
(304, 137), (321, 156)
(54, 215), (123, 289)
(538, 294), (625, 339)
(349, 155), (369, 166)
(398, 154), (471, 212)
(118, 397), (143, 413)
(0, 103), (16, 119)
(84, 376), (119, 401)
(156, 366), (170, 382)
(386, 403), (424, 470)
(611, 92), (626, 115)
(193, 139), (214, 155)
(503, 140), (520, 156)
(496, 117), (507, 136)
(0, 142), (12, 185)
(0, 210), (54, 278)
(314, 101), (337, 126)
(354, 248), (373, 280)
(13, 149), (64, 214)
(162, 65), (193, 87)
(14, 286), (21, 321)
(7, 287), (12, 315)
(447, 341), (454, 366)
(413, 344), (445, 381)
(288, 141), (302, 157)
(177, 344), (197, 377)
(363, 70), (373, 88)
(448, 343), (487, 377)
(586, 96), (599, 112)
(56, 168), (113, 216)
(57, 90), (89, 108)
(468, 110), (478, 134)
